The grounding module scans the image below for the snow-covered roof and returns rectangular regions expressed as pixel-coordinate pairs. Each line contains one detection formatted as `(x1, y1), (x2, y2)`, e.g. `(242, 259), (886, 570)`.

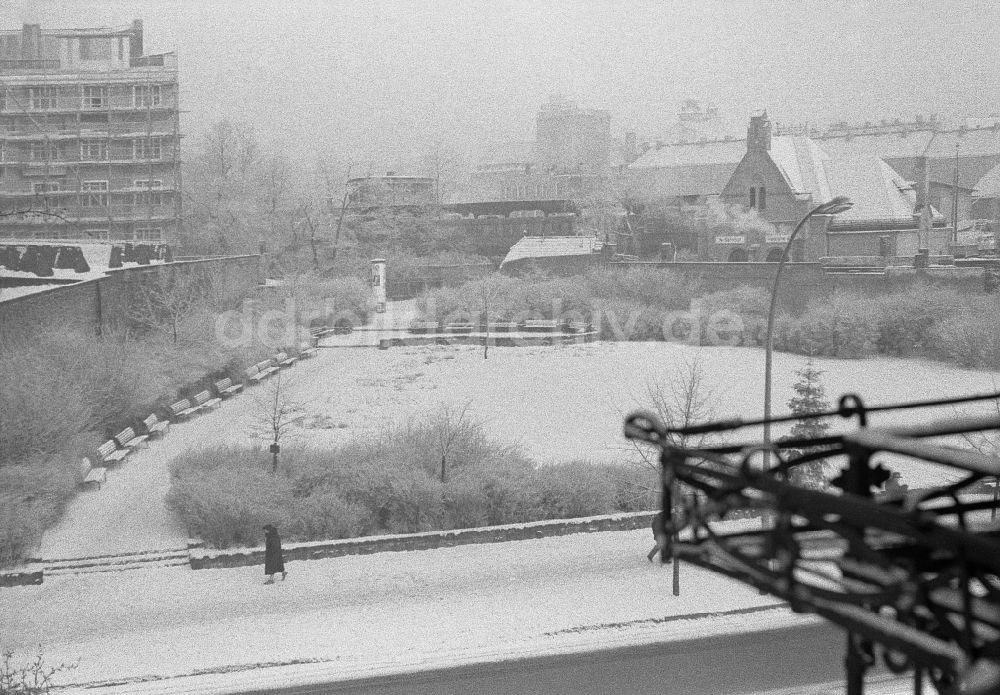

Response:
(628, 139), (746, 168)
(768, 136), (833, 203)
(761, 137), (925, 223)
(975, 162), (1000, 199)
(500, 235), (601, 269)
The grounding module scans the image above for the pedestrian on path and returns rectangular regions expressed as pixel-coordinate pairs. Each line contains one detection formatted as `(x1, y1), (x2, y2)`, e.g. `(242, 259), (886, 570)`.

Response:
(263, 524), (287, 584)
(647, 511), (669, 563)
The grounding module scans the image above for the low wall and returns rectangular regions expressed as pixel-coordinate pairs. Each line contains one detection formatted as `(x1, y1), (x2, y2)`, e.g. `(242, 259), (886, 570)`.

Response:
(190, 510), (656, 570)
(611, 261), (990, 312)
(0, 568), (43, 587)
(0, 255), (261, 339)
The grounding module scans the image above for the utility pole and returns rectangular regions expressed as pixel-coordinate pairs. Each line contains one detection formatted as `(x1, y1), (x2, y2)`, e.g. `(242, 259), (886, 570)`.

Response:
(952, 142), (960, 244)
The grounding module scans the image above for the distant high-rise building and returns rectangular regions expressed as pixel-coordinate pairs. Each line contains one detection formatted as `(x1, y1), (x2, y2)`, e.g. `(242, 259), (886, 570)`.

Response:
(534, 95), (611, 174)
(0, 20), (180, 244)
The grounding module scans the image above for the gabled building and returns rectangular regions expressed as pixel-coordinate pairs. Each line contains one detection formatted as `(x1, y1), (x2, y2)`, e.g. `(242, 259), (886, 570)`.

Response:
(973, 162), (1000, 228)
(626, 137), (746, 205)
(712, 113), (949, 262)
(0, 20), (181, 244)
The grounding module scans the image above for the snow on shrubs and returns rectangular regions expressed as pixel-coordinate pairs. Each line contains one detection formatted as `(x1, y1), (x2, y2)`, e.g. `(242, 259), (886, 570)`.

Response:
(166, 416), (652, 549)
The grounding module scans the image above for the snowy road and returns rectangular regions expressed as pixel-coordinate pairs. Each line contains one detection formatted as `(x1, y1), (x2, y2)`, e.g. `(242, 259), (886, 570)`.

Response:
(234, 622), (849, 695)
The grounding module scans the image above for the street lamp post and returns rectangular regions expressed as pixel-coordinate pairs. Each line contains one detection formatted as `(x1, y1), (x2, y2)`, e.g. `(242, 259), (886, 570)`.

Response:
(762, 197), (853, 453)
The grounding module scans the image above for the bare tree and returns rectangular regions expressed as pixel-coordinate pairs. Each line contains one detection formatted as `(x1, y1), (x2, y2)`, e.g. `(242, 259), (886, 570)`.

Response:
(432, 401), (475, 482)
(126, 267), (207, 343)
(251, 369), (306, 473)
(320, 161), (354, 264)
(621, 354), (719, 595)
(183, 119), (262, 254)
(625, 354), (718, 475)
(423, 141), (465, 208)
(958, 378), (1000, 518)
(478, 275), (508, 360)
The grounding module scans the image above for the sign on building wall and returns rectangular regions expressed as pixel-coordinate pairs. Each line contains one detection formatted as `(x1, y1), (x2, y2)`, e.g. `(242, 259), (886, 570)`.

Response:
(715, 235), (745, 244)
(765, 234), (791, 244)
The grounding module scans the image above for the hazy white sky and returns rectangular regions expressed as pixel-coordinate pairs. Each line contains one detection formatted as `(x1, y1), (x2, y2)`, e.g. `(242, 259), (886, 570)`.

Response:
(2, 0), (998, 173)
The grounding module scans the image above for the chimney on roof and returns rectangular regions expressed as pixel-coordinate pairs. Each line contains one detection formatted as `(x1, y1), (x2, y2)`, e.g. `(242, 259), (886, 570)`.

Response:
(747, 111), (772, 152)
(129, 19), (143, 58)
(20, 24), (41, 60)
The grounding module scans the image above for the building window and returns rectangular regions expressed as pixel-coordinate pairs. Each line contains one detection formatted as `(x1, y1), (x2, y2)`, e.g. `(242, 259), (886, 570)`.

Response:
(80, 140), (107, 161)
(749, 187), (757, 209)
(81, 180), (108, 207)
(133, 85), (162, 108)
(134, 227), (162, 242)
(32, 181), (60, 194)
(29, 141), (62, 161)
(133, 137), (162, 160)
(82, 85), (107, 110)
(29, 86), (57, 110)
(758, 185), (766, 211)
(132, 180), (164, 206)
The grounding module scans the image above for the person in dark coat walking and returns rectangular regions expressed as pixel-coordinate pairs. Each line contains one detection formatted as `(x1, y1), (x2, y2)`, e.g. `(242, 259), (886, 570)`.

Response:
(647, 510), (669, 563)
(263, 524), (287, 584)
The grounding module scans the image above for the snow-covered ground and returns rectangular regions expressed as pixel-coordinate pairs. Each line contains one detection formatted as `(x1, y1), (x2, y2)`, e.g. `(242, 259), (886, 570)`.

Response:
(8, 314), (995, 693)
(4, 528), (808, 693)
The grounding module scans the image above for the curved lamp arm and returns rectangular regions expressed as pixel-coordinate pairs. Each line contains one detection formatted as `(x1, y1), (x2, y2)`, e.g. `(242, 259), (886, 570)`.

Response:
(762, 196), (853, 451)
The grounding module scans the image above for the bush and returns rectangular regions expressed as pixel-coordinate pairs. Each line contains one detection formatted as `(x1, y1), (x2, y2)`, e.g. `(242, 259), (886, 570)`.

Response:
(871, 285), (964, 356)
(0, 454), (78, 568)
(1, 649), (77, 694)
(696, 286), (769, 346)
(775, 292), (878, 358)
(930, 296), (1000, 369)
(165, 415), (641, 548)
(532, 461), (618, 519)
(166, 446), (296, 548)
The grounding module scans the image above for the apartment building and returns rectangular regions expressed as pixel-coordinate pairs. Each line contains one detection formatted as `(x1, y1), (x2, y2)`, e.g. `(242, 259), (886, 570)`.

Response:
(0, 20), (180, 244)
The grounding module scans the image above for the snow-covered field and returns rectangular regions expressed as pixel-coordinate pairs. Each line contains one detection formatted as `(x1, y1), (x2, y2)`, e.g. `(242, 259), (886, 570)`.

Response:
(258, 340), (999, 484)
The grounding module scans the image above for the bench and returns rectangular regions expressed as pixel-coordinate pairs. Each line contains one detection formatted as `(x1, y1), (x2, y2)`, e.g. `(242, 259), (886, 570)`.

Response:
(192, 389), (221, 412)
(247, 360), (278, 384)
(214, 377), (244, 399)
(97, 439), (128, 466)
(309, 324), (333, 339)
(256, 359), (279, 379)
(297, 341), (318, 358)
(142, 413), (170, 439)
(79, 457), (107, 489)
(114, 426), (148, 450)
(521, 319), (559, 332)
(408, 321), (440, 334)
(275, 351), (298, 368)
(169, 398), (199, 421)
(485, 321), (519, 333)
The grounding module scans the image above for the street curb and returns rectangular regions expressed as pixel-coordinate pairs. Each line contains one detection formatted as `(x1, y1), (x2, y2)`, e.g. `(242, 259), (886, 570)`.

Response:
(190, 511), (658, 570)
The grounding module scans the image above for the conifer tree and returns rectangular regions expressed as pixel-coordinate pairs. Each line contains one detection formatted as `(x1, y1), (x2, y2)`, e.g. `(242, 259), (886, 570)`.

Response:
(783, 357), (831, 489)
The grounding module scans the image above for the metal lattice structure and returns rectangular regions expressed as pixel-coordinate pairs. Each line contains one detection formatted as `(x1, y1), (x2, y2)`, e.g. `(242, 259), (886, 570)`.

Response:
(624, 391), (1000, 695)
